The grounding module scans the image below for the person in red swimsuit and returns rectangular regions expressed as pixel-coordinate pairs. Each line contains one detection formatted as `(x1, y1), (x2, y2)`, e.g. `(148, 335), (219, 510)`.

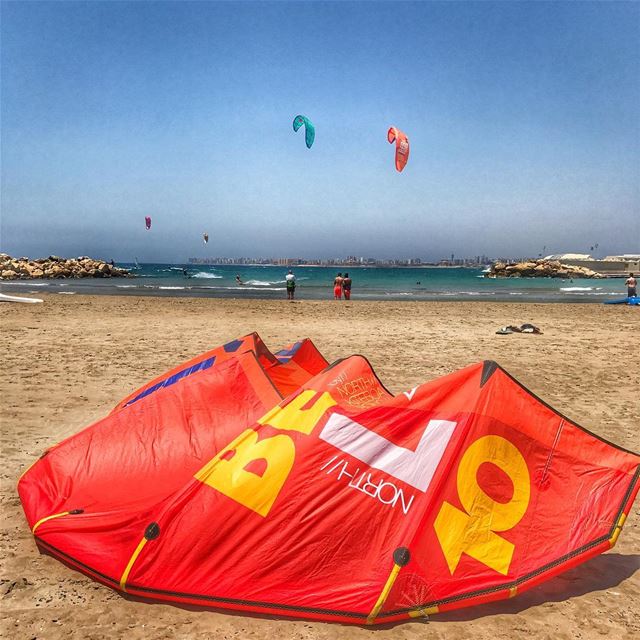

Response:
(333, 273), (343, 299)
(342, 273), (352, 300)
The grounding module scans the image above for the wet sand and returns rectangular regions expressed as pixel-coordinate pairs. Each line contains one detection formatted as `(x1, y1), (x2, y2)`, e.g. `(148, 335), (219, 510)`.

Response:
(1, 294), (638, 639)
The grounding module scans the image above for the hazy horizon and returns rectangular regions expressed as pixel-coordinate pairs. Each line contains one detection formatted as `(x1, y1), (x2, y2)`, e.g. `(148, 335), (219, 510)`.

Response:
(1, 1), (639, 263)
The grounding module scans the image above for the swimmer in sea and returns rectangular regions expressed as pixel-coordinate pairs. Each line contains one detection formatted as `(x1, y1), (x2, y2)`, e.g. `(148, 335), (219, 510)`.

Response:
(333, 273), (343, 299)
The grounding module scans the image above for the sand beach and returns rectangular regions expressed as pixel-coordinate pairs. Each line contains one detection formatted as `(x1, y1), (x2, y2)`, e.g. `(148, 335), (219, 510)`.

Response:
(1, 294), (638, 639)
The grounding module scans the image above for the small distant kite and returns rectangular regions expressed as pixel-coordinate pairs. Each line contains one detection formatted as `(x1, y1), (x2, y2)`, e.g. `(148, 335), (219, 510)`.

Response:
(203, 233), (209, 244)
(293, 115), (315, 149)
(387, 127), (409, 172)
(145, 216), (152, 230)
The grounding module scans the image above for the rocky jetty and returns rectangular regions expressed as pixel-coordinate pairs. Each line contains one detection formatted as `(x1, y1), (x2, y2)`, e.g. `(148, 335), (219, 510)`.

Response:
(0, 254), (132, 280)
(485, 259), (603, 279)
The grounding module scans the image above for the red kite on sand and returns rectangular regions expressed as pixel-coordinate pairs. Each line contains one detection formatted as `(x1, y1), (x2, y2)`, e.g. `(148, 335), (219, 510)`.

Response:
(19, 335), (639, 624)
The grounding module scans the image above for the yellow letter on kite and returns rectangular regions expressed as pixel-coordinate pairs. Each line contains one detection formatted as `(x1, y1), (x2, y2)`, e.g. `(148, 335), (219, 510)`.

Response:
(258, 390), (337, 435)
(195, 430), (295, 517)
(434, 435), (530, 575)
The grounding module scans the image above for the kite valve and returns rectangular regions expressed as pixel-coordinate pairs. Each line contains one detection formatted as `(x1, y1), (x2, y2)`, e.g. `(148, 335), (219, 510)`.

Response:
(145, 522), (161, 540)
(393, 547), (410, 566)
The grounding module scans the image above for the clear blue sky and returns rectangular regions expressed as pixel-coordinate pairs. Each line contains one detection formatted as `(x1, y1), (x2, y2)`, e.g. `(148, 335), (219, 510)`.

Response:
(1, 1), (638, 262)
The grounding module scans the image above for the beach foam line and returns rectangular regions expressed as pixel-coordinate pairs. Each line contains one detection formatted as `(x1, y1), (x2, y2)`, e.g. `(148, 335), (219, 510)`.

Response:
(244, 280), (274, 286)
(229, 286), (286, 291)
(1, 281), (49, 286)
(201, 286), (288, 291)
(561, 287), (594, 292)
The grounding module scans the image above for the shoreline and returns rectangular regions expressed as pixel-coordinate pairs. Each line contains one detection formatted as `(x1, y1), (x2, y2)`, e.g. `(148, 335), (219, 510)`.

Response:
(1, 283), (631, 304)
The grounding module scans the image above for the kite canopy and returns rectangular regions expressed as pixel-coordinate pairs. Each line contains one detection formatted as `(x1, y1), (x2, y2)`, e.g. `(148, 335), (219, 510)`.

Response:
(387, 126), (409, 172)
(203, 233), (209, 244)
(19, 335), (639, 625)
(293, 115), (315, 149)
(145, 216), (152, 230)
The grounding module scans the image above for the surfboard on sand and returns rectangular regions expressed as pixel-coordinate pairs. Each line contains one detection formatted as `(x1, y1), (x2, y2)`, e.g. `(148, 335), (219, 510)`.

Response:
(0, 293), (43, 304)
(604, 296), (640, 305)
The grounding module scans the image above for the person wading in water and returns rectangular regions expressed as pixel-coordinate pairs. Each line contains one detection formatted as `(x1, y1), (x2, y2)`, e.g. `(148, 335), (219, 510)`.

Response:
(285, 269), (296, 301)
(342, 273), (352, 300)
(333, 273), (343, 299)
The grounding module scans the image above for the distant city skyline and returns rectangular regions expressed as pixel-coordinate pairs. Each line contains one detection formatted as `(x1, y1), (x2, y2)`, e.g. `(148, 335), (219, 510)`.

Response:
(187, 254), (495, 267)
(1, 1), (639, 262)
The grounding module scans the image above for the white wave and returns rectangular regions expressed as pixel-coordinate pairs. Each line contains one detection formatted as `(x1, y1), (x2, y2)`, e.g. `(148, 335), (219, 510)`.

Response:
(116, 285), (137, 288)
(191, 272), (223, 279)
(244, 279), (275, 286)
(224, 286), (286, 291)
(2, 281), (49, 286)
(159, 286), (186, 290)
(58, 291), (76, 295)
(561, 287), (593, 292)
(446, 291), (496, 296)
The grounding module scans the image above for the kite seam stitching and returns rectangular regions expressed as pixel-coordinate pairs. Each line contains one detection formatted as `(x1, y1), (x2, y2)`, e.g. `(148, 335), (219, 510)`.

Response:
(540, 419), (564, 484)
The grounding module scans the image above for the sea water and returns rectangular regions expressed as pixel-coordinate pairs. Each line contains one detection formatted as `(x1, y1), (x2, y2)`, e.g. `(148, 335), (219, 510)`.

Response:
(0, 264), (629, 302)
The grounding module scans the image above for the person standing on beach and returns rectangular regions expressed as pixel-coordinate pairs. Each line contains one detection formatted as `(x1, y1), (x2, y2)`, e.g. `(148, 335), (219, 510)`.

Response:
(342, 272), (352, 300)
(333, 273), (343, 299)
(286, 269), (296, 300)
(626, 273), (637, 298)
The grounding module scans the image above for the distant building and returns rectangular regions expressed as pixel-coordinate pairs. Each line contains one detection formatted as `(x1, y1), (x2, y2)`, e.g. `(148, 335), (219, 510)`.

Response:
(544, 253), (592, 261)
(603, 254), (640, 261)
(544, 253), (639, 276)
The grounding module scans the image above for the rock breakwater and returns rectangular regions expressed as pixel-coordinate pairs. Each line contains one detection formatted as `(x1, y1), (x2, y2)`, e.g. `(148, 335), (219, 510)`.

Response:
(485, 259), (603, 279)
(0, 254), (132, 280)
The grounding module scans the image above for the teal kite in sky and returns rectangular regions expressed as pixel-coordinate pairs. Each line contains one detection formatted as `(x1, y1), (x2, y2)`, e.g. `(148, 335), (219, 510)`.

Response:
(293, 115), (315, 149)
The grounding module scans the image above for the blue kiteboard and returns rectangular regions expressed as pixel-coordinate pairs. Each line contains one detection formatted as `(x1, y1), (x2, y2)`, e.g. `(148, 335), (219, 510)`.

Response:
(604, 296), (640, 305)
